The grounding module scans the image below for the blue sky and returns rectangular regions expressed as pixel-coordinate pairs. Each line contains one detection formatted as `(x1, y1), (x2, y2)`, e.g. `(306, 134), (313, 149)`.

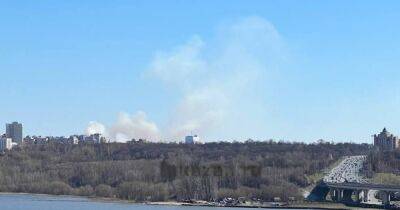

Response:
(1, 1), (400, 142)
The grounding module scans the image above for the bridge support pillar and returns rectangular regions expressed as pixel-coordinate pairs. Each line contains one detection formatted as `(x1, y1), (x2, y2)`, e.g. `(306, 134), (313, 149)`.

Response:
(354, 190), (360, 203)
(381, 191), (390, 206)
(329, 188), (339, 201)
(362, 189), (369, 202)
(342, 189), (353, 203)
(337, 189), (343, 202)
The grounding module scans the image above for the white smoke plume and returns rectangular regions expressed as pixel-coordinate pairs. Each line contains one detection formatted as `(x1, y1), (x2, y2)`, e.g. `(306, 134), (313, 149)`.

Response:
(108, 111), (160, 142)
(149, 36), (206, 87)
(86, 16), (287, 142)
(85, 111), (160, 143)
(85, 121), (106, 136)
(149, 16), (286, 140)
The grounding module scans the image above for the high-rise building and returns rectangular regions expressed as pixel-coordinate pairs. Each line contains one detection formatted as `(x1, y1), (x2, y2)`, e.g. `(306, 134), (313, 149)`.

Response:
(373, 128), (400, 150)
(6, 122), (23, 144)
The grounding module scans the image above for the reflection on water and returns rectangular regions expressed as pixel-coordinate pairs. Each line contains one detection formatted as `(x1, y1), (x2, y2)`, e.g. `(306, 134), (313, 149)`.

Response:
(0, 194), (308, 210)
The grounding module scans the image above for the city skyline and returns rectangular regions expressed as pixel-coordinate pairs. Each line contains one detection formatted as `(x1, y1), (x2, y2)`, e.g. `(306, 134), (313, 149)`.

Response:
(1, 120), (395, 144)
(2, 1), (400, 142)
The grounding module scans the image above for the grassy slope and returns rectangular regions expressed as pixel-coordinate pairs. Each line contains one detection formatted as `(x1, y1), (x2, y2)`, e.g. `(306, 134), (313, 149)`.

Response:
(372, 173), (400, 185)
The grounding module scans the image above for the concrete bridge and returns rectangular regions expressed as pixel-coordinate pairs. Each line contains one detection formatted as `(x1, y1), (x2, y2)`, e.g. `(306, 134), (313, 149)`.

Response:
(308, 181), (400, 207)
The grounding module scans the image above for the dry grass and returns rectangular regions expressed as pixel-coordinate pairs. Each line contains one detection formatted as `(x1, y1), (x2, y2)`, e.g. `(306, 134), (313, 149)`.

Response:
(372, 173), (400, 185)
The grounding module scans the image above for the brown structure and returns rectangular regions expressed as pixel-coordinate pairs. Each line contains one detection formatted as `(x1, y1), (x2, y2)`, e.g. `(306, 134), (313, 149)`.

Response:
(373, 128), (400, 151)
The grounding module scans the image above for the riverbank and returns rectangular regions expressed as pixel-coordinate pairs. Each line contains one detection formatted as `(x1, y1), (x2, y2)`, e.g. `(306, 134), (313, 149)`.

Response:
(148, 200), (383, 209)
(0, 192), (382, 210)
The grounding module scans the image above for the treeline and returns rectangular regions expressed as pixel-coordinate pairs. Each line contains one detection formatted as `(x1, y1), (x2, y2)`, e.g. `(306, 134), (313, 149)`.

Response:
(0, 141), (370, 202)
(364, 149), (400, 178)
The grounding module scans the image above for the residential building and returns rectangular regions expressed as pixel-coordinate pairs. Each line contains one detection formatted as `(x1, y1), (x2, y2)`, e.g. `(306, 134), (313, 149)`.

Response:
(0, 137), (12, 151)
(6, 122), (23, 144)
(185, 135), (200, 144)
(374, 128), (400, 150)
(68, 135), (79, 144)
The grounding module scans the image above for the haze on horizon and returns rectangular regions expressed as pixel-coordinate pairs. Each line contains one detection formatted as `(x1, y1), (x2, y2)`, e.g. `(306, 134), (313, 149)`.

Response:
(1, 1), (400, 143)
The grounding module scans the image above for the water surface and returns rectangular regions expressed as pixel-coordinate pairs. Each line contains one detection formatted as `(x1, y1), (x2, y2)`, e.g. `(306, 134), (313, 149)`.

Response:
(0, 194), (310, 210)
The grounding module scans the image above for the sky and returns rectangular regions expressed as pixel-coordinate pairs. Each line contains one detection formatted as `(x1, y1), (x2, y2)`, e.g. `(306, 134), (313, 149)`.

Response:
(1, 0), (400, 143)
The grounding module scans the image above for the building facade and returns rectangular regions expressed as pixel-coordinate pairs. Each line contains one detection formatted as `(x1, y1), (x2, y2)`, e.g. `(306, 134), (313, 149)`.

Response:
(6, 122), (23, 144)
(185, 135), (200, 144)
(0, 137), (12, 151)
(374, 128), (400, 150)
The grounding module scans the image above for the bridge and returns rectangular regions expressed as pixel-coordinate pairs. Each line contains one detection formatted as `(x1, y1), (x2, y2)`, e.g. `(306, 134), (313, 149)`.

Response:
(307, 155), (400, 208)
(308, 181), (400, 207)
(326, 182), (400, 192)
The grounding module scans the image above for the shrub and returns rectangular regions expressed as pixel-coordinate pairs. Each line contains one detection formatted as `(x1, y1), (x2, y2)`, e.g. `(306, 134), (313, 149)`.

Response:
(47, 181), (73, 195)
(75, 185), (94, 196)
(117, 181), (167, 201)
(95, 184), (114, 197)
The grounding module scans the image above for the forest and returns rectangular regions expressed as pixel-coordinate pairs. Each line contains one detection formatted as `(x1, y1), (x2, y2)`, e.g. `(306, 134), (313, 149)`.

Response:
(364, 149), (400, 184)
(0, 140), (371, 202)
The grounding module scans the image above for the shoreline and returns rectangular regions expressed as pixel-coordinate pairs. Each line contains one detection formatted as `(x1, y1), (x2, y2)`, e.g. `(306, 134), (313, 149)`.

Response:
(0, 192), (378, 209)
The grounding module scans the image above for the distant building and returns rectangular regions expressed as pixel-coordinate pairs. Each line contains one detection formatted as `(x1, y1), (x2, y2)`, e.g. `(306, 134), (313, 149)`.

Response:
(185, 135), (200, 144)
(25, 135), (78, 145)
(0, 137), (12, 151)
(374, 128), (400, 150)
(68, 135), (79, 145)
(92, 133), (106, 143)
(78, 134), (107, 144)
(128, 138), (147, 144)
(6, 122), (23, 144)
(23, 136), (35, 145)
(35, 136), (49, 144)
(23, 136), (46, 145)
(78, 135), (86, 143)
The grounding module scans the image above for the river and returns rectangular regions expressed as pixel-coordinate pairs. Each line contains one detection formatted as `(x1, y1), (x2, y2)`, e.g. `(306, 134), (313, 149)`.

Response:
(0, 193), (317, 210)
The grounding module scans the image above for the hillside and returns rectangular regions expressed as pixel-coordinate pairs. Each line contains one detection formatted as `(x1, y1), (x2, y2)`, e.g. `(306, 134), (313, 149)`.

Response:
(364, 150), (400, 185)
(0, 141), (370, 202)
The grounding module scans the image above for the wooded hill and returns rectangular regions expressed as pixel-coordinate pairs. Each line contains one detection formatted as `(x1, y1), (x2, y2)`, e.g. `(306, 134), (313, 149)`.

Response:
(364, 149), (400, 185)
(0, 141), (371, 202)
